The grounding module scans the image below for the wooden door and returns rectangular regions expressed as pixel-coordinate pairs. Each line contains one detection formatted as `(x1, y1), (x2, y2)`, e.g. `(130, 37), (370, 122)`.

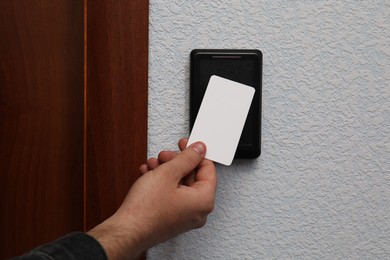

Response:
(85, 0), (148, 230)
(0, 0), (148, 258)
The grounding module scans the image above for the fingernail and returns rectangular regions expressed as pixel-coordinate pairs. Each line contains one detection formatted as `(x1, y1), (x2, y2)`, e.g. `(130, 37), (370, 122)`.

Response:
(190, 142), (206, 156)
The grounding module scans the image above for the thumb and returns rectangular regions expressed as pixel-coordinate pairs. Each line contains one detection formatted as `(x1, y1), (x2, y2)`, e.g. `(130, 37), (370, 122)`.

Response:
(160, 142), (206, 180)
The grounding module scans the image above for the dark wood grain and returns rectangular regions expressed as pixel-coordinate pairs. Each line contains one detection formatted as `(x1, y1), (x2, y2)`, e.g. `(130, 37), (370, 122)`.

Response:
(85, 0), (148, 232)
(0, 1), (84, 258)
(0, 1), (148, 258)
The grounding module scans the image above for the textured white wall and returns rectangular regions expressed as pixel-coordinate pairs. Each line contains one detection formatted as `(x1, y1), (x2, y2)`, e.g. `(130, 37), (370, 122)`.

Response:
(148, 1), (390, 259)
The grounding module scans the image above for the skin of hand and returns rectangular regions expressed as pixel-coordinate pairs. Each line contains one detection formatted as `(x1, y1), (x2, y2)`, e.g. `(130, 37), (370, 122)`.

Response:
(88, 139), (217, 259)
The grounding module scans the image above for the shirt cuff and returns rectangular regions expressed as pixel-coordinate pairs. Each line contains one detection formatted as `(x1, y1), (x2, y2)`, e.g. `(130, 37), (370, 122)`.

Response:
(17, 232), (107, 260)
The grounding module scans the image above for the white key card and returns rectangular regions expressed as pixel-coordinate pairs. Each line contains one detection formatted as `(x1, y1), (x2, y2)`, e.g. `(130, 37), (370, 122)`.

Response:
(187, 75), (255, 166)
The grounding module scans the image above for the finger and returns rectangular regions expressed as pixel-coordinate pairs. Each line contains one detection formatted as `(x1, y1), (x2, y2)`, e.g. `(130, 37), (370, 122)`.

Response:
(160, 142), (206, 181)
(178, 138), (188, 151)
(191, 159), (217, 193)
(139, 164), (149, 174)
(158, 151), (178, 164)
(147, 158), (159, 170)
(189, 159), (217, 215)
(182, 171), (196, 186)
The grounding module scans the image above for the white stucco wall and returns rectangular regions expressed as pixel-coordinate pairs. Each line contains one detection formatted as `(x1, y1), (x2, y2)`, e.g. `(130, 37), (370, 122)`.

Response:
(148, 1), (390, 259)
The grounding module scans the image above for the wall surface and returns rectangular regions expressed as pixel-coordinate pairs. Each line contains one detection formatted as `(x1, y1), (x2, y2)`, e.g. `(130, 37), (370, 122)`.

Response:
(148, 1), (390, 259)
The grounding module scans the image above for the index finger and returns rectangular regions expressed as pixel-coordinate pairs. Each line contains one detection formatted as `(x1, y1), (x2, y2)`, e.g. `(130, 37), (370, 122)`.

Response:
(191, 159), (217, 192)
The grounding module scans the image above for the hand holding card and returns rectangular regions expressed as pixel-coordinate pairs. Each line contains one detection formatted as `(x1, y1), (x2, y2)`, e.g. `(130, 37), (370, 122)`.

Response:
(187, 75), (255, 166)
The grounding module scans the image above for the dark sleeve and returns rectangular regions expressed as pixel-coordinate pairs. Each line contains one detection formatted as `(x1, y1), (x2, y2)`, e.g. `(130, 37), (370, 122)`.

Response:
(11, 232), (107, 260)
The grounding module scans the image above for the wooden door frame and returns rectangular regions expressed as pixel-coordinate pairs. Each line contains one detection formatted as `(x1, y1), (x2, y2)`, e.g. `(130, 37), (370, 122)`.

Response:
(0, 0), (148, 258)
(84, 0), (148, 231)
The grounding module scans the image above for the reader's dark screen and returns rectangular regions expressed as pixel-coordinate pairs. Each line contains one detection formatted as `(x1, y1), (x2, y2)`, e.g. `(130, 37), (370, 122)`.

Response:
(192, 57), (258, 146)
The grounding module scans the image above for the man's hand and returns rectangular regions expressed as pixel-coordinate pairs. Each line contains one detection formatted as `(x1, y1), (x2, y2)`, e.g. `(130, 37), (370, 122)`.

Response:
(88, 139), (217, 259)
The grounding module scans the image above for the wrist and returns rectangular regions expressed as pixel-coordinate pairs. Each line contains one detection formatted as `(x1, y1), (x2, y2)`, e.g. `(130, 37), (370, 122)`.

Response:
(88, 214), (145, 259)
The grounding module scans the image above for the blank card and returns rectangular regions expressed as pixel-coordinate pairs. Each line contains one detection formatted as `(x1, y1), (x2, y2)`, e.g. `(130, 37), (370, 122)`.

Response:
(187, 75), (255, 166)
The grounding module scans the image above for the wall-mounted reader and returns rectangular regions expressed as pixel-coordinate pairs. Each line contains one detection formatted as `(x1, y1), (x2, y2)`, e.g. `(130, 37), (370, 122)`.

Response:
(189, 49), (262, 162)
